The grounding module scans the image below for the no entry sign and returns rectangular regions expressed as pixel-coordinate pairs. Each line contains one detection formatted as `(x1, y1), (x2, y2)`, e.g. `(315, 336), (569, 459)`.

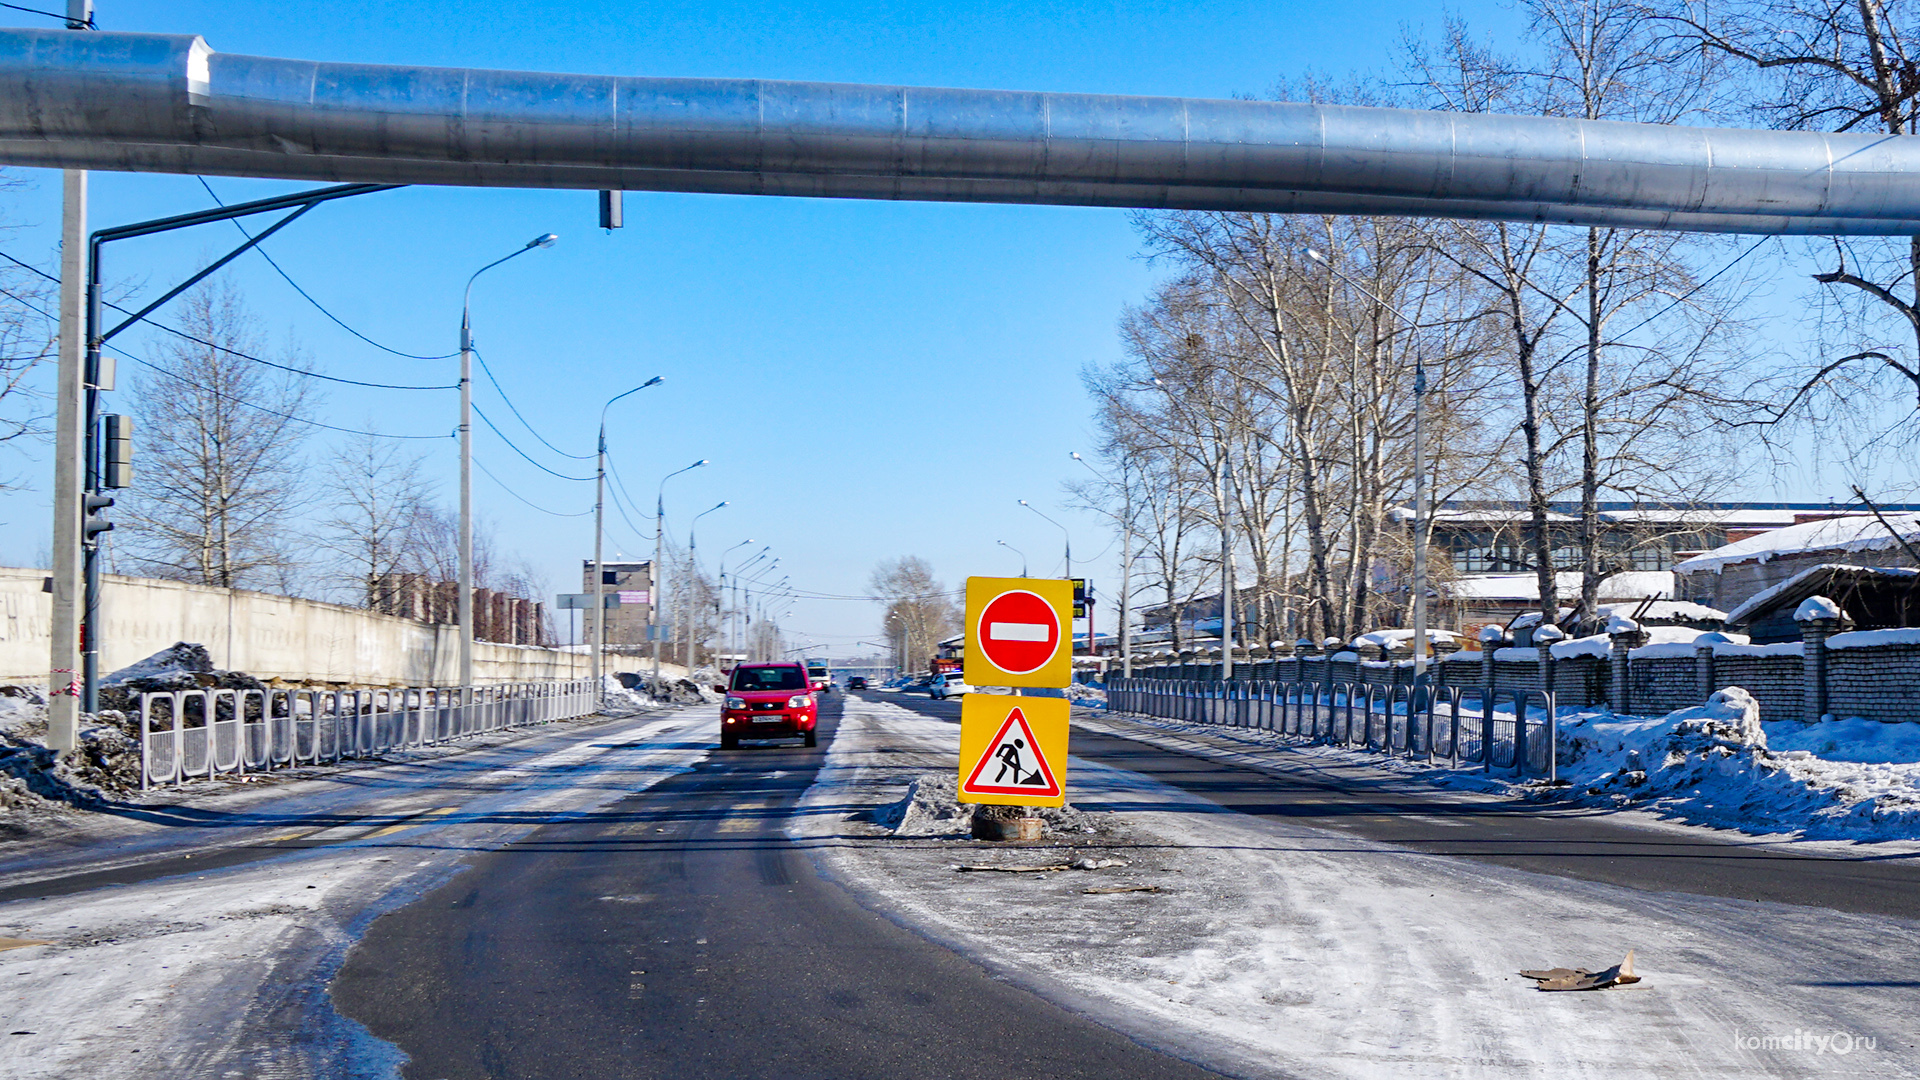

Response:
(963, 576), (1072, 688)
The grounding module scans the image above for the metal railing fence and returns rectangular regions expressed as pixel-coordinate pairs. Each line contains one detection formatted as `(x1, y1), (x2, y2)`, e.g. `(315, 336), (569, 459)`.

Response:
(136, 679), (599, 788)
(1107, 678), (1557, 780)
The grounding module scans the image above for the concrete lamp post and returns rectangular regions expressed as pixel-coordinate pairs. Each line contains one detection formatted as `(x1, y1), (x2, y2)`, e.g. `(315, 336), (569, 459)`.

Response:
(593, 375), (664, 696)
(1072, 450), (1134, 677)
(460, 232), (557, 696)
(652, 459), (708, 693)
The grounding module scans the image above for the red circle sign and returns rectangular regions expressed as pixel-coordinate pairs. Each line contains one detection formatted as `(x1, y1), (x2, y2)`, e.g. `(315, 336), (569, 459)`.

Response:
(975, 589), (1061, 675)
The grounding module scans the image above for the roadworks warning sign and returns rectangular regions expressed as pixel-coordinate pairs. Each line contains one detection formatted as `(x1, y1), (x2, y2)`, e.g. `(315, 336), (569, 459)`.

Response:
(958, 695), (1068, 808)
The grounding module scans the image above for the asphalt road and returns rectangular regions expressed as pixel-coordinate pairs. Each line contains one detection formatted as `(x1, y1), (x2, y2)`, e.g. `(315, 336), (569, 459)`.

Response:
(883, 691), (1920, 921)
(330, 696), (1229, 1080)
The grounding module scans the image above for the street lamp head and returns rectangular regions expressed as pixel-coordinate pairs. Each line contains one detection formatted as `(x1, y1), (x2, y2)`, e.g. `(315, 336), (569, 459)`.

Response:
(643, 375), (664, 387)
(528, 233), (559, 249)
(693, 459), (709, 468)
(1069, 451), (1083, 461)
(1018, 499), (1031, 507)
(1303, 247), (1326, 263)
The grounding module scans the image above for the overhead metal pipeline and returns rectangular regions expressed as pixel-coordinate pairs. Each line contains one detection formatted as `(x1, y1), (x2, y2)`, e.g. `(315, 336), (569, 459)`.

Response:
(4, 28), (1920, 235)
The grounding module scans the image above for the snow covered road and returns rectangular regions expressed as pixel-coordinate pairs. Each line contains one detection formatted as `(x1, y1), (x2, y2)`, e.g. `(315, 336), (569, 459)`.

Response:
(0, 705), (718, 1079)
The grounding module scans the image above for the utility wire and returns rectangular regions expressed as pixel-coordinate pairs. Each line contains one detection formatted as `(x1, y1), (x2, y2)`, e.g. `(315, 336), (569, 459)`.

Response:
(0, 1), (89, 25)
(0, 283), (449, 441)
(470, 346), (595, 460)
(474, 457), (594, 517)
(0, 247), (454, 391)
(196, 176), (457, 361)
(472, 405), (594, 481)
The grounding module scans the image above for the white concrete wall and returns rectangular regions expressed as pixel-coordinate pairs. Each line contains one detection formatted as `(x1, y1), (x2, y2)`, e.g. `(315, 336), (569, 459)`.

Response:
(0, 567), (607, 686)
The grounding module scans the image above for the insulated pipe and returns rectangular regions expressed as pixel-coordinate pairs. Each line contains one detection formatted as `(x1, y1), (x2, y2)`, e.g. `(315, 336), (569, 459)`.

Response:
(5, 28), (1920, 235)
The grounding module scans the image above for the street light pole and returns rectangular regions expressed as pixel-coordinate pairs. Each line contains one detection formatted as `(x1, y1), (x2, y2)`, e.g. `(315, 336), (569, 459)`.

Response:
(1018, 499), (1075, 655)
(996, 539), (1028, 577)
(594, 376), (663, 695)
(685, 500), (728, 670)
(1304, 247), (1431, 689)
(461, 232), (557, 694)
(653, 459), (707, 691)
(1073, 451), (1134, 677)
(714, 539), (754, 671)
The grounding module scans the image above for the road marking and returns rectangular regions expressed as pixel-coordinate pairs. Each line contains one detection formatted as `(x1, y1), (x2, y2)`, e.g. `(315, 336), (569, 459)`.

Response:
(262, 829), (317, 843)
(717, 799), (772, 834)
(989, 621), (1049, 642)
(360, 806), (460, 839)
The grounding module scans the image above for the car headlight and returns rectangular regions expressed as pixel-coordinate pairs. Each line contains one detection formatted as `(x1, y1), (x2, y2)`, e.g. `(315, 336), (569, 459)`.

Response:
(725, 697), (747, 709)
(788, 694), (813, 709)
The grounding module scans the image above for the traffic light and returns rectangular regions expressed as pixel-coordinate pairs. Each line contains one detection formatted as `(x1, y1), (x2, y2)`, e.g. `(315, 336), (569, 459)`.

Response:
(1072, 578), (1095, 618)
(82, 493), (114, 540)
(102, 414), (132, 489)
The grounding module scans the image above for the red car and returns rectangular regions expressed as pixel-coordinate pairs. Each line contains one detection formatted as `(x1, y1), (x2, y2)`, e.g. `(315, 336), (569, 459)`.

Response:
(720, 662), (818, 749)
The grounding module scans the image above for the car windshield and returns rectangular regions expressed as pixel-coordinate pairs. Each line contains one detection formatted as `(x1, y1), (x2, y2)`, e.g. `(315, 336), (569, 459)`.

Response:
(732, 666), (806, 691)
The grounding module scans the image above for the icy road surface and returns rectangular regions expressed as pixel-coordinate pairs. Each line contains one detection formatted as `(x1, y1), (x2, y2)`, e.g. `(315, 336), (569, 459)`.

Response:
(0, 705), (718, 1078)
(801, 696), (1920, 1078)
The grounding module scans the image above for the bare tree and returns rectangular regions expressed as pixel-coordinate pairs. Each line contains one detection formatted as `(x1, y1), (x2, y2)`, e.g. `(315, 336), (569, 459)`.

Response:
(1660, 0), (1920, 459)
(121, 284), (316, 589)
(870, 556), (960, 673)
(0, 184), (53, 489)
(316, 432), (436, 606)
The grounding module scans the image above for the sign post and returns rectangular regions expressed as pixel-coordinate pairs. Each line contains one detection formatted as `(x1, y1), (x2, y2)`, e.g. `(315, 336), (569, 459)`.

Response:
(959, 576), (1075, 808)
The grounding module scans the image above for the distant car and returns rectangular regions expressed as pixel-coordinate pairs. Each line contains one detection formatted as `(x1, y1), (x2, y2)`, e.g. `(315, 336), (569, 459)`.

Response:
(720, 662), (818, 749)
(929, 672), (972, 699)
(846, 676), (868, 691)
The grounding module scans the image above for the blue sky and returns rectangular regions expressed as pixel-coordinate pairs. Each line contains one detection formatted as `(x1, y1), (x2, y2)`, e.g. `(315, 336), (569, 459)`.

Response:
(0, 0), (1854, 655)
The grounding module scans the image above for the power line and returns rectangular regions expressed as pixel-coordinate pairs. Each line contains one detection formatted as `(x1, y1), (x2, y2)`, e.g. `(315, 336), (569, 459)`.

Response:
(0, 1), (89, 25)
(471, 346), (594, 460)
(0, 247), (455, 390)
(472, 405), (594, 481)
(0, 283), (450, 441)
(474, 457), (593, 517)
(196, 176), (457, 361)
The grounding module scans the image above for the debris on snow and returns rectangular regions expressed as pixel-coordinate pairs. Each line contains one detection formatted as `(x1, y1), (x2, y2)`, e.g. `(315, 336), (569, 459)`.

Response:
(1521, 950), (1641, 991)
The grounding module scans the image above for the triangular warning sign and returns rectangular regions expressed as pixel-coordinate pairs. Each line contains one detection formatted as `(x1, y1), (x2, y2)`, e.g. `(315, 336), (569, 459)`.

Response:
(960, 706), (1062, 798)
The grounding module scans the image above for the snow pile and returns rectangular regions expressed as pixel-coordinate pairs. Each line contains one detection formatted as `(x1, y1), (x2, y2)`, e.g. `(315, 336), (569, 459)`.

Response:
(870, 772), (1105, 837)
(0, 689), (142, 814)
(871, 773), (975, 836)
(1605, 614), (1640, 634)
(597, 675), (664, 717)
(97, 642), (266, 713)
(1554, 688), (1920, 840)
(1063, 682), (1107, 708)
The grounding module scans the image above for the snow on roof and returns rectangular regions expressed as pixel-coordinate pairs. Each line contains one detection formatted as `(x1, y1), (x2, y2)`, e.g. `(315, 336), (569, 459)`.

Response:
(1724, 563), (1920, 626)
(1674, 513), (1920, 575)
(1444, 570), (1676, 602)
(1395, 505), (1817, 527)
(1350, 628), (1461, 648)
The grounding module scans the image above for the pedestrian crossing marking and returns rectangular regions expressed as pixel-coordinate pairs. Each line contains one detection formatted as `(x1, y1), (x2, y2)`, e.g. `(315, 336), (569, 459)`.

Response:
(958, 696), (1068, 807)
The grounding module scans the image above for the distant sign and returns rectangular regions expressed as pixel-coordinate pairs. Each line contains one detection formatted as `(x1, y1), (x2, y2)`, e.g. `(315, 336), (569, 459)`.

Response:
(958, 696), (1067, 807)
(964, 576), (1072, 688)
(618, 589), (651, 606)
(555, 592), (620, 609)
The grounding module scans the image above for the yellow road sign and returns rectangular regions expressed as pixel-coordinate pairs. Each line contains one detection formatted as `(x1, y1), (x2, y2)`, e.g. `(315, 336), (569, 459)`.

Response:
(963, 576), (1073, 688)
(957, 694), (1068, 808)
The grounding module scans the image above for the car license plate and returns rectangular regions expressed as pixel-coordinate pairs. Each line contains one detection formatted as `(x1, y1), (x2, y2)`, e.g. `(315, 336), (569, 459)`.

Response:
(751, 716), (784, 723)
